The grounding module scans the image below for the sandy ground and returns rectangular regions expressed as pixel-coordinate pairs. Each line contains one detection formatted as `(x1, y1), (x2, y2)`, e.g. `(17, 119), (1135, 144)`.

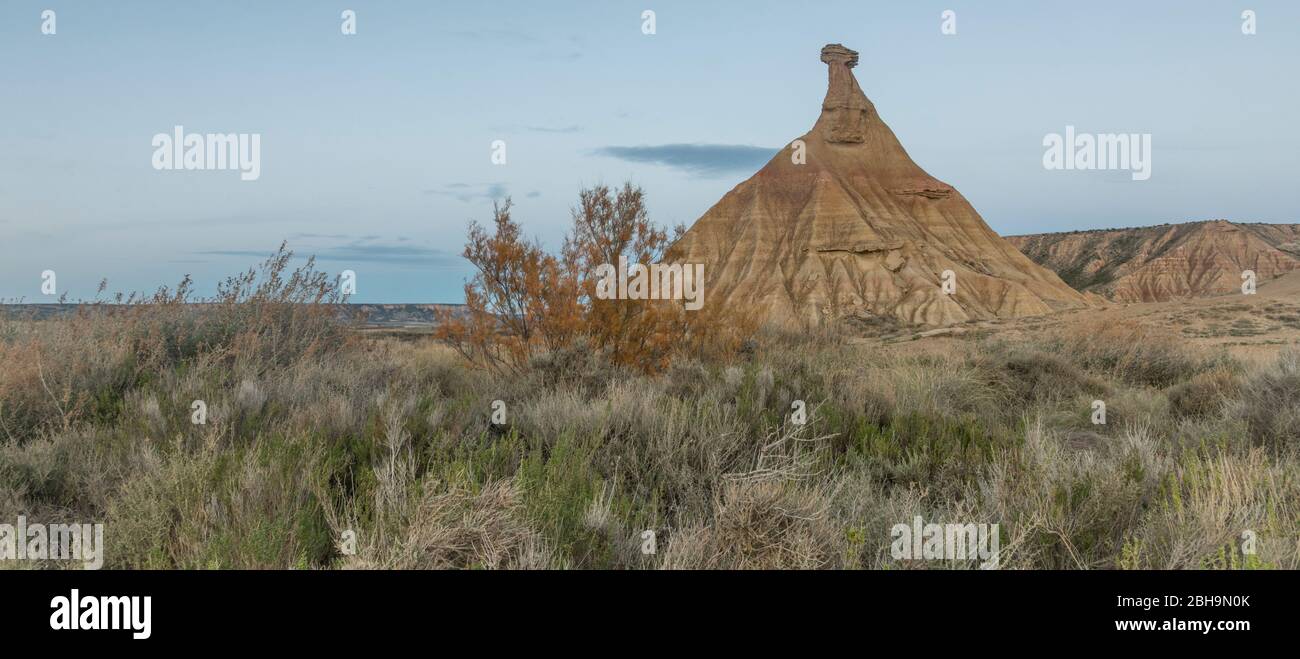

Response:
(867, 271), (1300, 363)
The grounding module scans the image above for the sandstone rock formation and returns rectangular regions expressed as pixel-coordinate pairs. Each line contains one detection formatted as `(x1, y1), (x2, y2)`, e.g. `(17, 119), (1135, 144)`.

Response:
(668, 44), (1089, 327)
(1007, 220), (1300, 302)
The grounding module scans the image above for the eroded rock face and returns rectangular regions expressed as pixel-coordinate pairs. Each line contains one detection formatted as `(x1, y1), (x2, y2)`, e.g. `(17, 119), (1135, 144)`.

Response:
(667, 44), (1090, 327)
(819, 44), (871, 144)
(1007, 220), (1300, 302)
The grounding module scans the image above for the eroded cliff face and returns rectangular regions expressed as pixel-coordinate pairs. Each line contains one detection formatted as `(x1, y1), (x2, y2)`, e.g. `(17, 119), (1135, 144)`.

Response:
(1007, 220), (1300, 302)
(667, 44), (1089, 327)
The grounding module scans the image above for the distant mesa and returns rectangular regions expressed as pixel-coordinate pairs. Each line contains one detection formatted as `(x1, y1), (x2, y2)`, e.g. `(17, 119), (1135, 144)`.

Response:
(668, 44), (1089, 327)
(0, 303), (469, 329)
(1007, 220), (1300, 302)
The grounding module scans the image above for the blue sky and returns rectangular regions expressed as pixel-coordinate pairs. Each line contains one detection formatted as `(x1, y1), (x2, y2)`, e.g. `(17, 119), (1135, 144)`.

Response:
(2, 0), (1298, 302)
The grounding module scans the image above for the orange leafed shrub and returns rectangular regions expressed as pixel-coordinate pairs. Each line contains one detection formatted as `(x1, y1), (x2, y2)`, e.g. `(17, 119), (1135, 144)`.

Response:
(435, 183), (757, 373)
